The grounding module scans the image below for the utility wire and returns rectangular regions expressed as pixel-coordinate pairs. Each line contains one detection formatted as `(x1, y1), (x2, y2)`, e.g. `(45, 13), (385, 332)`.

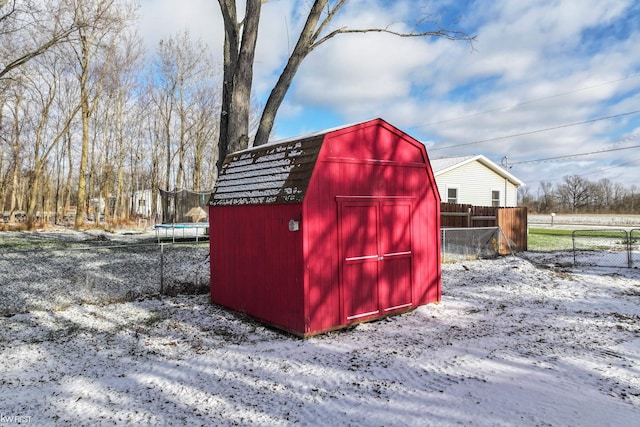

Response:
(414, 73), (640, 128)
(509, 133), (640, 166)
(524, 158), (640, 183)
(578, 158), (640, 177)
(430, 110), (640, 151)
(510, 143), (640, 165)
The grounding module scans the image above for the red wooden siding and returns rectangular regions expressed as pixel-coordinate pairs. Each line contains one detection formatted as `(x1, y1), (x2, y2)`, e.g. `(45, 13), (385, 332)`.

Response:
(339, 201), (380, 321)
(336, 198), (414, 322)
(380, 200), (413, 312)
(302, 121), (441, 334)
(210, 203), (305, 333)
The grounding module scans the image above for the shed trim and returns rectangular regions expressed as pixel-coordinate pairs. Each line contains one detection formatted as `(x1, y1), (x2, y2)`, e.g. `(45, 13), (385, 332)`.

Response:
(335, 195), (416, 201)
(323, 157), (427, 168)
(385, 303), (412, 312)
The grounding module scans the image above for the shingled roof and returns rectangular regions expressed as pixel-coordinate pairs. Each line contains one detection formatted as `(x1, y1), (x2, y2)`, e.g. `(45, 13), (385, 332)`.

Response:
(210, 135), (324, 206)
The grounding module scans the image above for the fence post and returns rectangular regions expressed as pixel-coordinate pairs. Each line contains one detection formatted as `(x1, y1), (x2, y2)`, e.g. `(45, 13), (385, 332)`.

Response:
(632, 230), (637, 268)
(627, 230), (631, 268)
(160, 243), (165, 294)
(571, 230), (576, 267)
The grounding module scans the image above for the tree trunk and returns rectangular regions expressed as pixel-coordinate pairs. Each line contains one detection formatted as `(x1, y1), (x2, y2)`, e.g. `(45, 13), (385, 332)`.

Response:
(216, 0), (261, 173)
(163, 101), (173, 190)
(75, 31), (91, 228)
(253, 0), (327, 146)
(8, 92), (22, 223)
(63, 130), (73, 223)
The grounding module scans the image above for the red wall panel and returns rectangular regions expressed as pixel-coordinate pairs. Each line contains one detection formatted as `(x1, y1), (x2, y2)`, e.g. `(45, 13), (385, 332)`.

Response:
(210, 204), (305, 333)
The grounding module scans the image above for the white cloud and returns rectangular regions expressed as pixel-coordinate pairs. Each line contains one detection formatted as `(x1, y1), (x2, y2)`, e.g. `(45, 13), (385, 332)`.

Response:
(137, 0), (640, 186)
(137, 0), (224, 53)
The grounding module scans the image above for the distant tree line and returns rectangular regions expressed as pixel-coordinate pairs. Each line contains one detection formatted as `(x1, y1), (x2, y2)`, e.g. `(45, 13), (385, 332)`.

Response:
(1, 0), (473, 229)
(0, 0), (222, 228)
(519, 175), (640, 214)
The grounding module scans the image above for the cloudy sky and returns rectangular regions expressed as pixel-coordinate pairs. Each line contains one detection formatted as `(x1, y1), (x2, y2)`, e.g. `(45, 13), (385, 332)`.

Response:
(137, 0), (640, 189)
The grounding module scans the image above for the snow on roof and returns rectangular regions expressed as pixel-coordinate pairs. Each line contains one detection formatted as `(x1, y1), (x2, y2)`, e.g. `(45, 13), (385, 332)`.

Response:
(430, 154), (524, 186)
(211, 135), (324, 206)
(212, 118), (396, 206)
(430, 155), (477, 174)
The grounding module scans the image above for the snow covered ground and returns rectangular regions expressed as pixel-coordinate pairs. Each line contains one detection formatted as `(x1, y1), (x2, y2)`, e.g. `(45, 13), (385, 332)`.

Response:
(1, 230), (639, 426)
(0, 229), (210, 316)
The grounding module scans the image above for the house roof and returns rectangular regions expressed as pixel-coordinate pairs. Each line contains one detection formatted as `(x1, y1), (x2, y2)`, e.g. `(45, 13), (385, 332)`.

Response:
(430, 154), (524, 186)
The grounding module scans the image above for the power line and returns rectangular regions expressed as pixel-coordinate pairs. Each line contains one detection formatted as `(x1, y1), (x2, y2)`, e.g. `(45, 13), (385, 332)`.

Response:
(524, 158), (640, 184)
(413, 73), (640, 128)
(510, 133), (640, 165)
(510, 143), (640, 165)
(430, 110), (640, 152)
(579, 158), (640, 177)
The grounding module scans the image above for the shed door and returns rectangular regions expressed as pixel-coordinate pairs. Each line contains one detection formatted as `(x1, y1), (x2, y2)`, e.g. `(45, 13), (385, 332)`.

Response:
(379, 201), (413, 312)
(338, 198), (413, 322)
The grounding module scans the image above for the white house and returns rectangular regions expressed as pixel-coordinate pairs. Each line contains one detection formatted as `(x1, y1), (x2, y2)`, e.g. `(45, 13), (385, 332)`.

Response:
(430, 155), (524, 207)
(131, 189), (161, 218)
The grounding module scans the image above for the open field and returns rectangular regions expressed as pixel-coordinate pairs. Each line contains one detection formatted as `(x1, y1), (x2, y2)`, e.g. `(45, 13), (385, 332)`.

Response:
(529, 213), (640, 228)
(527, 228), (575, 251)
(1, 229), (639, 425)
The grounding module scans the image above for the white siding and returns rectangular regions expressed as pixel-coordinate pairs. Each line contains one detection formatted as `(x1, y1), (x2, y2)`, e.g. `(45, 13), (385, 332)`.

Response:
(435, 160), (518, 207)
(132, 190), (162, 217)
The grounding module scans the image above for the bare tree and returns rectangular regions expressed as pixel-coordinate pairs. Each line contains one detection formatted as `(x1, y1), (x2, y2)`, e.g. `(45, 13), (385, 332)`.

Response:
(3, 78), (26, 223)
(185, 84), (220, 191)
(215, 0), (475, 174)
(152, 31), (218, 191)
(0, 0), (84, 80)
(64, 0), (138, 228)
(517, 185), (534, 209)
(589, 178), (613, 212)
(537, 181), (556, 213)
(107, 32), (144, 222)
(21, 55), (81, 228)
(557, 175), (590, 213)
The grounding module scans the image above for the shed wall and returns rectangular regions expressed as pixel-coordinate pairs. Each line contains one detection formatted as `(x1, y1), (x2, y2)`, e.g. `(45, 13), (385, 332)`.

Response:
(302, 126), (441, 334)
(209, 203), (305, 332)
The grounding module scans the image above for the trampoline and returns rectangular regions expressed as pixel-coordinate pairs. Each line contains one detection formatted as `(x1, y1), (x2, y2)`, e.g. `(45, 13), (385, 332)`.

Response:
(154, 223), (209, 243)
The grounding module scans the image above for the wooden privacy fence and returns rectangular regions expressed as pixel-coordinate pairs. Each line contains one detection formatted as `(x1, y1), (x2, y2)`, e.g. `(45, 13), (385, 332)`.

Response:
(441, 203), (528, 254)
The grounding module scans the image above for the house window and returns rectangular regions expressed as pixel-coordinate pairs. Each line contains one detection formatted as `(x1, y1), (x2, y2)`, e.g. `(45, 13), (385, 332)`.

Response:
(492, 190), (500, 207)
(447, 188), (458, 204)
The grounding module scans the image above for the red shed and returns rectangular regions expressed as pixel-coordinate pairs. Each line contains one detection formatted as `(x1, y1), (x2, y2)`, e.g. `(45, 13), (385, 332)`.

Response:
(209, 118), (441, 337)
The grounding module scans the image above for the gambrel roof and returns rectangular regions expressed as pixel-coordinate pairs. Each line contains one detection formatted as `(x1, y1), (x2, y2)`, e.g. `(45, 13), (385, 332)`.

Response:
(211, 118), (435, 207)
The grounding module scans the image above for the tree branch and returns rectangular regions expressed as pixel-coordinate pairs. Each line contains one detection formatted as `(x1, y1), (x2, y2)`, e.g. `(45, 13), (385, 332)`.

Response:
(252, 1), (475, 146)
(0, 24), (78, 80)
(312, 26), (476, 50)
(0, 0), (16, 24)
(310, 0), (346, 44)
